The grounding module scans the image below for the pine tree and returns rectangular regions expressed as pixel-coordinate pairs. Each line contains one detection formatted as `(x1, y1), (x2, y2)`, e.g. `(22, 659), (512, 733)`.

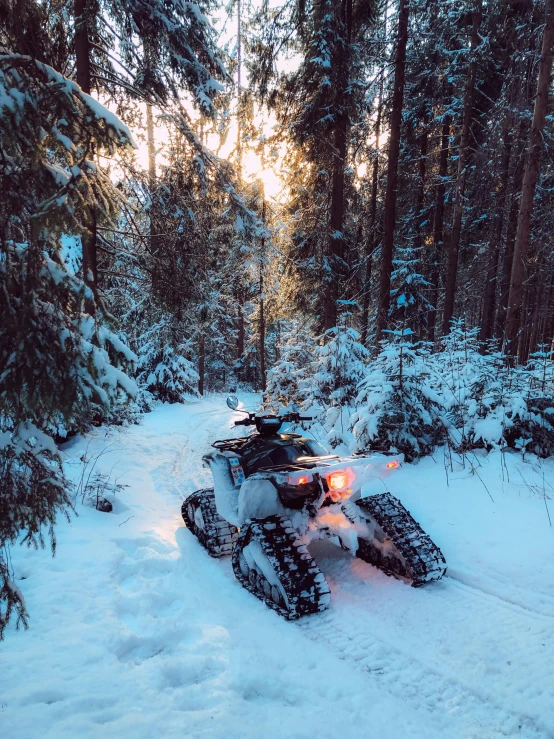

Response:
(0, 53), (137, 637)
(265, 319), (318, 412)
(352, 329), (444, 460)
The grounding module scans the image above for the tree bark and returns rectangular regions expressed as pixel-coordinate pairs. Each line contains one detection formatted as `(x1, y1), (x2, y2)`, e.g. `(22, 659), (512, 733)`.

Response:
(441, 0), (482, 336)
(427, 113), (451, 341)
(360, 77), (383, 346)
(259, 200), (266, 392)
(495, 123), (527, 339)
(413, 105), (429, 256)
(504, 0), (554, 358)
(146, 104), (156, 185)
(324, 0), (353, 331)
(412, 110), (428, 334)
(527, 260), (544, 358)
(479, 122), (512, 348)
(74, 0), (91, 95)
(375, 0), (410, 345)
(198, 333), (205, 396)
(74, 0), (97, 314)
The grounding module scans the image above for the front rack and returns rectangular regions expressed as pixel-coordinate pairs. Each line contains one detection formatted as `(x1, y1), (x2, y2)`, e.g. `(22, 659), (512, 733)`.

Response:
(212, 437), (249, 450)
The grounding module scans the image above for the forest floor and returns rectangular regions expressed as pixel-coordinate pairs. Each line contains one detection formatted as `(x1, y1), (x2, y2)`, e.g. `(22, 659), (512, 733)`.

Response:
(2, 394), (554, 738)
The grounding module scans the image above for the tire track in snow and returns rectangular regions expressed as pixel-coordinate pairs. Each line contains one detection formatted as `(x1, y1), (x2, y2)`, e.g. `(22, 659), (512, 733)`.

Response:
(148, 403), (236, 501)
(446, 568), (554, 620)
(297, 547), (554, 739)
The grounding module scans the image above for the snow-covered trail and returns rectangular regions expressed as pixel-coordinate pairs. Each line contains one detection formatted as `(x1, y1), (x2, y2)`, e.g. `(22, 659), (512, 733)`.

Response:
(2, 397), (554, 739)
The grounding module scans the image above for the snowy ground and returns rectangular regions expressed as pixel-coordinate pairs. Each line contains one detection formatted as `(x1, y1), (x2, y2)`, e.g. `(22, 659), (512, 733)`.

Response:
(2, 395), (554, 738)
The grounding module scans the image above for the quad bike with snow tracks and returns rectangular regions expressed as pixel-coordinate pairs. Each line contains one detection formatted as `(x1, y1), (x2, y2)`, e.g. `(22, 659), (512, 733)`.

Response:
(181, 396), (446, 620)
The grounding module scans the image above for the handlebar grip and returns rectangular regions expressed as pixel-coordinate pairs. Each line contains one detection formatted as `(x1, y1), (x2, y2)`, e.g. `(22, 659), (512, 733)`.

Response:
(297, 416), (313, 421)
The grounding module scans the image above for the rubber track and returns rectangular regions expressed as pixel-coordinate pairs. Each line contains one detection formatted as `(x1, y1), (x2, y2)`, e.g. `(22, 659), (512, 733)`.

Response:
(182, 488), (238, 558)
(355, 493), (447, 586)
(232, 515), (331, 620)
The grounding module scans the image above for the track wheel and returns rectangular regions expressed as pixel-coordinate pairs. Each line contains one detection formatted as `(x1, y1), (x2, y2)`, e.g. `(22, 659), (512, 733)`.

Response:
(356, 493), (447, 586)
(232, 516), (330, 620)
(181, 488), (238, 557)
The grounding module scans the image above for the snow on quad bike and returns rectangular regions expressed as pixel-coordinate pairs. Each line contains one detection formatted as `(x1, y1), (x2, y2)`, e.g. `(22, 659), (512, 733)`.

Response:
(181, 396), (447, 620)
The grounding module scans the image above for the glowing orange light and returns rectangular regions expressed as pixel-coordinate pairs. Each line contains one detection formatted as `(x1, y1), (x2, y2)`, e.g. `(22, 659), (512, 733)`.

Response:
(297, 476), (309, 485)
(327, 471), (349, 490)
(386, 461), (399, 469)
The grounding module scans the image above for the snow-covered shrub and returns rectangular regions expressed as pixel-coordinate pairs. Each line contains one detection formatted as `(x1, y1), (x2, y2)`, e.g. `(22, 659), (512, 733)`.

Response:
(308, 318), (369, 448)
(516, 349), (554, 457)
(137, 324), (199, 403)
(352, 330), (445, 461)
(471, 350), (554, 457)
(265, 320), (317, 412)
(432, 326), (554, 457)
(432, 320), (483, 450)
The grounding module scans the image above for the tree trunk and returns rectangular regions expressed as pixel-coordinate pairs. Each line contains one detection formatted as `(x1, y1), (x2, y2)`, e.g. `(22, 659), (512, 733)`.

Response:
(236, 0), (242, 172)
(237, 295), (244, 363)
(427, 115), (450, 341)
(479, 122), (512, 348)
(375, 0), (410, 345)
(259, 201), (266, 392)
(542, 270), (554, 349)
(146, 103), (158, 267)
(441, 0), (482, 336)
(198, 333), (205, 396)
(324, 0), (353, 331)
(146, 104), (156, 185)
(412, 110), (428, 335)
(74, 0), (97, 314)
(504, 0), (554, 358)
(74, 0), (91, 95)
(527, 260), (544, 357)
(495, 123), (527, 339)
(360, 77), (383, 345)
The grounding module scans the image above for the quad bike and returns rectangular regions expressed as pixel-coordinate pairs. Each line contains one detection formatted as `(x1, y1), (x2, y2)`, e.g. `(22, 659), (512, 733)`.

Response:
(181, 396), (446, 620)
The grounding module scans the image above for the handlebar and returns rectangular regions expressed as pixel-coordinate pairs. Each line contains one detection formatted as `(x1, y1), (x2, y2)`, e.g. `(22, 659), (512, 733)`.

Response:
(233, 412), (313, 427)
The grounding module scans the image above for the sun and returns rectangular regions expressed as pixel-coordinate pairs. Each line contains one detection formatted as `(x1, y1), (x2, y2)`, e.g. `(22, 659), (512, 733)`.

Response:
(124, 102), (285, 202)
(241, 149), (283, 201)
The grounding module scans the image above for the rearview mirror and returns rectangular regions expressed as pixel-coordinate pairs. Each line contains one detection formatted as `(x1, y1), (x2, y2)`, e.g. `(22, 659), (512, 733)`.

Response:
(226, 395), (239, 410)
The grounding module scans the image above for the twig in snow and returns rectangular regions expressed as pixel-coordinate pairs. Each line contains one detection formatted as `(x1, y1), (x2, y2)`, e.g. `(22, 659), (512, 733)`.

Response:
(118, 516), (135, 527)
(543, 471), (552, 527)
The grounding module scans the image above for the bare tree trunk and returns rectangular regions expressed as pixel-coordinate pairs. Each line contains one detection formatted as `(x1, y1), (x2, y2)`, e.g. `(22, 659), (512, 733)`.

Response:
(74, 0), (91, 94)
(505, 0), (554, 358)
(527, 260), (544, 357)
(74, 0), (97, 315)
(360, 77), (383, 345)
(495, 123), (527, 338)
(412, 110), (428, 335)
(543, 270), (554, 348)
(442, 0), (482, 336)
(237, 295), (244, 361)
(198, 333), (205, 395)
(259, 200), (266, 392)
(275, 320), (281, 362)
(324, 0), (353, 331)
(236, 0), (242, 172)
(427, 115), (450, 341)
(413, 127), (428, 254)
(146, 103), (158, 269)
(375, 0), (410, 345)
(146, 104), (156, 185)
(479, 122), (512, 348)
